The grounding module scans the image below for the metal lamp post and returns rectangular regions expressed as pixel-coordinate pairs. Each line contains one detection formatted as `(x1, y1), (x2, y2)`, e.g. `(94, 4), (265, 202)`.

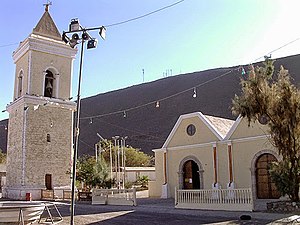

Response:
(62, 18), (106, 225)
(112, 136), (119, 188)
(121, 136), (128, 189)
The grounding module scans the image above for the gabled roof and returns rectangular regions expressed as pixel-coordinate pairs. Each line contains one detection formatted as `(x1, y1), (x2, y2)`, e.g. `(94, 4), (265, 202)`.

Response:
(223, 115), (242, 140)
(32, 10), (61, 41)
(205, 115), (235, 137)
(162, 112), (235, 148)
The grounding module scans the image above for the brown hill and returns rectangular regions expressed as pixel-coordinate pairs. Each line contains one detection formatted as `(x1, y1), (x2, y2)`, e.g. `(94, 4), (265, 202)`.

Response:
(1, 54), (300, 156)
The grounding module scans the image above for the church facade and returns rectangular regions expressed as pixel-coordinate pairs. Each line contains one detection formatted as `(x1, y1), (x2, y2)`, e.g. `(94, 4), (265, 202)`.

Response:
(150, 112), (281, 210)
(4, 8), (77, 200)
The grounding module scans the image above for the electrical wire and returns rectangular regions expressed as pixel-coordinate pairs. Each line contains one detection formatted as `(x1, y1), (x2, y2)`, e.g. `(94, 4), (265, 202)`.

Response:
(105, 0), (185, 28)
(80, 69), (234, 120)
(0, 0), (185, 48)
(79, 36), (300, 122)
(251, 37), (300, 64)
(0, 43), (19, 48)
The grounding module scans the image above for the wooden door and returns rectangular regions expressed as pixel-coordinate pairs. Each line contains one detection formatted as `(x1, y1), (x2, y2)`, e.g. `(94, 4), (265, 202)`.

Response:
(45, 174), (52, 190)
(256, 154), (280, 199)
(183, 160), (200, 189)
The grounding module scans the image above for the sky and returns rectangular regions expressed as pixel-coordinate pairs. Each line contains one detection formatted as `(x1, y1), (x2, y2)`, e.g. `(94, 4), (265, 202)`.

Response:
(1, 0), (300, 121)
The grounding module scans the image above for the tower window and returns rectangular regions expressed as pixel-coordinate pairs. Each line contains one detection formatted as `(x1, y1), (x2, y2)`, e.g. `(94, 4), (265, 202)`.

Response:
(44, 70), (54, 97)
(47, 134), (51, 142)
(17, 73), (23, 98)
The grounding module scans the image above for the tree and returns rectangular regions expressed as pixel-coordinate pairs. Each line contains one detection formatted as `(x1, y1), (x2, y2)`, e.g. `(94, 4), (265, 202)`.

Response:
(99, 140), (153, 167)
(0, 148), (6, 164)
(232, 59), (300, 201)
(76, 155), (111, 190)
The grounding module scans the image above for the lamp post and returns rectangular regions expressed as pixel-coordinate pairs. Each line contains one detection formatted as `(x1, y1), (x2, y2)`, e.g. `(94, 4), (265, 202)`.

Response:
(62, 19), (106, 225)
(121, 136), (128, 189)
(112, 136), (119, 188)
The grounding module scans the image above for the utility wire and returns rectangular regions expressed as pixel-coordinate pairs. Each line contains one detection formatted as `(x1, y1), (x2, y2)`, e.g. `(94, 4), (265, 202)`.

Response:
(80, 69), (233, 120)
(0, 43), (19, 48)
(105, 0), (185, 28)
(80, 35), (300, 121)
(251, 37), (300, 64)
(0, 0), (185, 48)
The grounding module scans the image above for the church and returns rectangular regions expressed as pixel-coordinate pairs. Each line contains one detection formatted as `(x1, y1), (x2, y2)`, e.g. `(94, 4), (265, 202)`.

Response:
(4, 6), (76, 199)
(149, 112), (282, 211)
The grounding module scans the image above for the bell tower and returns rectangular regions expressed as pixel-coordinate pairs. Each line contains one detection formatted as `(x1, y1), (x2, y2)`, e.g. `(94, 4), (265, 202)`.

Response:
(4, 6), (77, 200)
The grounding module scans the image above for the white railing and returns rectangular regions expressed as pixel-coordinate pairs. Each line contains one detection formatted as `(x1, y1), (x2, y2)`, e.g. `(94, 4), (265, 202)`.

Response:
(175, 188), (253, 211)
(92, 188), (137, 206)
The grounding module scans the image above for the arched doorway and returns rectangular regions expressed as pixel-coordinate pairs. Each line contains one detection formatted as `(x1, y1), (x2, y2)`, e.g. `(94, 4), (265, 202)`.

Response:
(256, 153), (280, 199)
(183, 160), (200, 189)
(44, 70), (54, 97)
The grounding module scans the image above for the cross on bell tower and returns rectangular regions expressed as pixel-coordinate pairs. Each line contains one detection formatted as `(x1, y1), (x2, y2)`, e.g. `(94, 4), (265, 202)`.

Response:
(4, 6), (77, 200)
(43, 1), (52, 12)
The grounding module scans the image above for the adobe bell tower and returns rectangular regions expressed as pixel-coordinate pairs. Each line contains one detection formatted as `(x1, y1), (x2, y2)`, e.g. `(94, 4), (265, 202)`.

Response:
(4, 6), (77, 200)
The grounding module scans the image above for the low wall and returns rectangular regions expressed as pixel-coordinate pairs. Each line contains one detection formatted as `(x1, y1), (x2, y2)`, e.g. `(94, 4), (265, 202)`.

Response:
(148, 181), (161, 197)
(92, 188), (137, 206)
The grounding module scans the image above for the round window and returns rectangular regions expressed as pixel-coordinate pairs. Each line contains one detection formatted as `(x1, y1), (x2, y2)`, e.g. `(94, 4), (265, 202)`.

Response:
(186, 124), (196, 136)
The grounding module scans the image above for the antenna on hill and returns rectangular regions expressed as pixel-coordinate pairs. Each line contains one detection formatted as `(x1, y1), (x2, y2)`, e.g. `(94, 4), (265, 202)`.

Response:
(142, 69), (145, 83)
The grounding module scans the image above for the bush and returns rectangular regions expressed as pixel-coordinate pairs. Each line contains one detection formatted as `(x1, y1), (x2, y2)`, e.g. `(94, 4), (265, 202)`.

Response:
(269, 160), (299, 200)
(136, 175), (149, 188)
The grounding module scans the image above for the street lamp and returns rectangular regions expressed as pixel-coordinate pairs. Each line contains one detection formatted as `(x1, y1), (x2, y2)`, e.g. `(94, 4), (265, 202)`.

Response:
(63, 19), (106, 225)
(112, 136), (119, 188)
(121, 136), (128, 189)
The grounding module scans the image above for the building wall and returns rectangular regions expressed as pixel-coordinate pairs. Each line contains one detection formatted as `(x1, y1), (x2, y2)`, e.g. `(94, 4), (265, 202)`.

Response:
(30, 50), (72, 99)
(13, 51), (29, 100)
(6, 100), (25, 187)
(167, 117), (219, 148)
(24, 104), (73, 188)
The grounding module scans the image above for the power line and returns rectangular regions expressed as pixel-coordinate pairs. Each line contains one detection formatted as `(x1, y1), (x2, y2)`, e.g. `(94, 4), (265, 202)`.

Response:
(0, 1), (185, 49)
(0, 43), (19, 48)
(79, 69), (233, 120)
(251, 37), (300, 64)
(105, 0), (185, 28)
(79, 36), (300, 121)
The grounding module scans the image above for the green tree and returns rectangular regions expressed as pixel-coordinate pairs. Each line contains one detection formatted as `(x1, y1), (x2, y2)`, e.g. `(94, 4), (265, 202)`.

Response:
(76, 155), (110, 190)
(232, 59), (300, 201)
(0, 148), (6, 164)
(99, 140), (153, 167)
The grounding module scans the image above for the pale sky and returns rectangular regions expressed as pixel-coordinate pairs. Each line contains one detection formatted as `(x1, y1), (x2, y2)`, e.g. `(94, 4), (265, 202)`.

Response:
(1, 0), (300, 121)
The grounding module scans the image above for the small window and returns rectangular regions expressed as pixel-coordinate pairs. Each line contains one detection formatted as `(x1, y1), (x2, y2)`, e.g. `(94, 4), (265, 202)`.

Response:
(17, 73), (23, 98)
(187, 124), (196, 136)
(47, 134), (51, 142)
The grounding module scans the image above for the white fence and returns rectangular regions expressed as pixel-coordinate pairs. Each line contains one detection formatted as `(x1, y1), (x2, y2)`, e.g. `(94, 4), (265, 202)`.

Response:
(92, 188), (137, 206)
(175, 188), (253, 211)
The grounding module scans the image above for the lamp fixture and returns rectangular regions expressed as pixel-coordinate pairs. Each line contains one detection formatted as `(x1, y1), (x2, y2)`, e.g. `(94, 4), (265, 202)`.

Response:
(193, 87), (197, 98)
(99, 26), (106, 40)
(82, 32), (89, 40)
(63, 18), (106, 50)
(69, 18), (80, 32)
(87, 39), (97, 49)
(156, 101), (160, 108)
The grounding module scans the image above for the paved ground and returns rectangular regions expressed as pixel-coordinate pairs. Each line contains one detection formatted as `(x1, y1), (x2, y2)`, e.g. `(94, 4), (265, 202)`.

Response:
(37, 197), (300, 225)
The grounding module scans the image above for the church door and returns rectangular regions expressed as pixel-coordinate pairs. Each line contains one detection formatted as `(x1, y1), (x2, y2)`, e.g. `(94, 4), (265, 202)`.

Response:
(183, 160), (200, 189)
(45, 174), (52, 190)
(256, 153), (280, 199)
